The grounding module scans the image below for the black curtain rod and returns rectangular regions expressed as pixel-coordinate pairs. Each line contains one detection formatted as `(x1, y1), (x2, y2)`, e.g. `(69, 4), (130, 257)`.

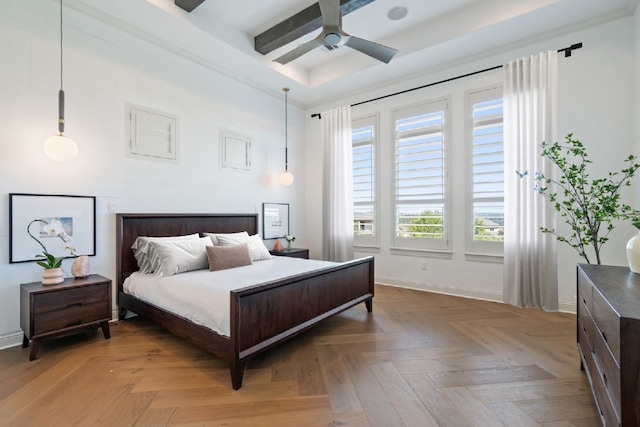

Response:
(311, 42), (582, 119)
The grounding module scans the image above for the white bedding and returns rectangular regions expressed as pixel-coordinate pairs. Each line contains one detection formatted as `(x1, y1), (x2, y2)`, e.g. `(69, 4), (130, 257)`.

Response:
(123, 256), (337, 337)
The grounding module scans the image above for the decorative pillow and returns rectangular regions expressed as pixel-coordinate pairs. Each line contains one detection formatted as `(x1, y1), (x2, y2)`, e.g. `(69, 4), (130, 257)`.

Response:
(203, 231), (249, 246)
(206, 243), (252, 271)
(216, 233), (272, 262)
(147, 237), (210, 277)
(132, 233), (200, 273)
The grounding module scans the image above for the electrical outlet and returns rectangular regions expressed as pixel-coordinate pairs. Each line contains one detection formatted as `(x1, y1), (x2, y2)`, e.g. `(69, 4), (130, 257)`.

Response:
(421, 262), (427, 271)
(108, 203), (116, 214)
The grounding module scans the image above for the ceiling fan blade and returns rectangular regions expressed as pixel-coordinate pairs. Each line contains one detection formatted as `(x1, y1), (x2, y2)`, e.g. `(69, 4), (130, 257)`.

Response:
(274, 38), (323, 64)
(344, 36), (398, 63)
(319, 0), (341, 28)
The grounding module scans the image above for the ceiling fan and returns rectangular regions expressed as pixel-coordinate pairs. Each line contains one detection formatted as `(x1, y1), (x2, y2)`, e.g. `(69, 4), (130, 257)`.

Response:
(274, 0), (398, 65)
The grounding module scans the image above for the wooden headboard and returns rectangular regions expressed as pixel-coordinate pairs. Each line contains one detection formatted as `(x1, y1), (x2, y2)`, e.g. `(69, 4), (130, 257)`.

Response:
(115, 213), (258, 290)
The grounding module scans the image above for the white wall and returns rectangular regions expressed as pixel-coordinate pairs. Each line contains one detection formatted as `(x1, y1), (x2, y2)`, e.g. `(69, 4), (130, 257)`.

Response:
(0, 1), (306, 348)
(305, 15), (638, 312)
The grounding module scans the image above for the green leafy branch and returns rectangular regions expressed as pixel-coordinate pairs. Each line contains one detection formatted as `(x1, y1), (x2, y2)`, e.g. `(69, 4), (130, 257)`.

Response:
(533, 133), (640, 264)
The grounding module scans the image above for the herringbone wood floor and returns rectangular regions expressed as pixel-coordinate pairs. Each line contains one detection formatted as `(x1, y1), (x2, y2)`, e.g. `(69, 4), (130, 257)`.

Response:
(0, 285), (598, 426)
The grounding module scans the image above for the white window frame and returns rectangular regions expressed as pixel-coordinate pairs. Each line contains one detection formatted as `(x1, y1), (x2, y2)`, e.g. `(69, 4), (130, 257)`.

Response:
(352, 114), (379, 248)
(392, 98), (451, 252)
(466, 85), (504, 257)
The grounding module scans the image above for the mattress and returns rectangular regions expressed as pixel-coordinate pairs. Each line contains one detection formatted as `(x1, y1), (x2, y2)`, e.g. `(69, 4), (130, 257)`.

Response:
(123, 256), (337, 337)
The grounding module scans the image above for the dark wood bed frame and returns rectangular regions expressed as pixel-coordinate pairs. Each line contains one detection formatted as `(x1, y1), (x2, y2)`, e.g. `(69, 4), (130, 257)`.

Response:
(116, 213), (374, 390)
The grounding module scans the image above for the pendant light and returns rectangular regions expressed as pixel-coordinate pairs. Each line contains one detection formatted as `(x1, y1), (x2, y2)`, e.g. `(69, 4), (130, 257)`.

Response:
(279, 87), (294, 186)
(43, 0), (78, 162)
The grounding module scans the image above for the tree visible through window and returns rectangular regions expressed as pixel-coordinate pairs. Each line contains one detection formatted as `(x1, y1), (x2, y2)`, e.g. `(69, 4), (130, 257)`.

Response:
(394, 99), (449, 250)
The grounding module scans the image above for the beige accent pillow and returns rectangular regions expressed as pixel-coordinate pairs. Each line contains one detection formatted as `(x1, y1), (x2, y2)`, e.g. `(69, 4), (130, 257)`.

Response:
(206, 243), (252, 271)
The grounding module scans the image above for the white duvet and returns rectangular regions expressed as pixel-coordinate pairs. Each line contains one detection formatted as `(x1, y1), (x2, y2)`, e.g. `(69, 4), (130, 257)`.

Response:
(123, 256), (336, 337)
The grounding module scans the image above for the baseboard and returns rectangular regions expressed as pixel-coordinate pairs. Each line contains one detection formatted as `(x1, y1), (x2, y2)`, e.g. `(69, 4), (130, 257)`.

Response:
(0, 331), (23, 350)
(376, 275), (503, 303)
(376, 275), (578, 314)
(558, 300), (577, 314)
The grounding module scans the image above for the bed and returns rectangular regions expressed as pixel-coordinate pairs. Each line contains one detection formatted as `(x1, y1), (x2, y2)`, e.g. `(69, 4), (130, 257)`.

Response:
(116, 213), (374, 390)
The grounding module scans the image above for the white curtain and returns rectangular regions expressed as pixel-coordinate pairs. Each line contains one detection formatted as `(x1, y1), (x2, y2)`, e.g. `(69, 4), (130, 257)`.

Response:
(322, 106), (354, 262)
(503, 51), (559, 310)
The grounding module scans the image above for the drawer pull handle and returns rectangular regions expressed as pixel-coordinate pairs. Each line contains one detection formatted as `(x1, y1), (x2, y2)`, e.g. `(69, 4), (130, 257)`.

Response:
(602, 332), (607, 342)
(582, 297), (586, 305)
(66, 302), (82, 308)
(603, 372), (607, 386)
(66, 320), (82, 327)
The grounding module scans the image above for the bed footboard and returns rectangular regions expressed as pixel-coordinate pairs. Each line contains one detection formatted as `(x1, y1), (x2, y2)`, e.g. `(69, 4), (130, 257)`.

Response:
(228, 256), (374, 389)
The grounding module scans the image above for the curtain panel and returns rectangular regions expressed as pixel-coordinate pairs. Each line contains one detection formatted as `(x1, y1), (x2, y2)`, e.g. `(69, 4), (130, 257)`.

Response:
(322, 106), (354, 262)
(503, 51), (559, 310)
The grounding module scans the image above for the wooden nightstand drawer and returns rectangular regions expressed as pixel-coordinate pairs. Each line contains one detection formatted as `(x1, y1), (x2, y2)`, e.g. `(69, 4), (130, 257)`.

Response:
(33, 284), (109, 314)
(591, 288), (620, 363)
(33, 300), (109, 336)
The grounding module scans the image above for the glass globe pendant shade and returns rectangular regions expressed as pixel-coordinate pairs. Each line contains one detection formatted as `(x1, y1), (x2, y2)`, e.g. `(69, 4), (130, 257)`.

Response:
(279, 170), (294, 186)
(44, 134), (78, 162)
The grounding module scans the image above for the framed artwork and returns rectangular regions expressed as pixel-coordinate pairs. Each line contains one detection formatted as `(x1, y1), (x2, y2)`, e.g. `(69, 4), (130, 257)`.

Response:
(9, 193), (96, 263)
(262, 203), (289, 239)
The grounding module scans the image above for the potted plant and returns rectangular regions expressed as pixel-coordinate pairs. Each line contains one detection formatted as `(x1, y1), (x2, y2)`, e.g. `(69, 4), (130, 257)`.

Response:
(27, 218), (77, 284)
(532, 133), (640, 265)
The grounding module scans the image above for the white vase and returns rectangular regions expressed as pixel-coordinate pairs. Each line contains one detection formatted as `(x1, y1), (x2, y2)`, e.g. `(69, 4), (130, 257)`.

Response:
(42, 267), (64, 285)
(626, 232), (640, 273)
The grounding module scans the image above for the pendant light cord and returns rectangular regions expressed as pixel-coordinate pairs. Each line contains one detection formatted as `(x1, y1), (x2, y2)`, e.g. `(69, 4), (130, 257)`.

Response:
(284, 87), (289, 171)
(59, 0), (63, 90)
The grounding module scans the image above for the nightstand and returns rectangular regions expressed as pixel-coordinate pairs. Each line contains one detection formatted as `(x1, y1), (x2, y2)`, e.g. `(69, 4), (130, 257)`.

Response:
(20, 274), (112, 361)
(269, 248), (310, 259)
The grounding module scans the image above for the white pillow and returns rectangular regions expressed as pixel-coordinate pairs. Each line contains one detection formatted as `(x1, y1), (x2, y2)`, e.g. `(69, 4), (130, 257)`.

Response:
(147, 237), (210, 277)
(217, 233), (272, 262)
(131, 233), (200, 273)
(203, 231), (249, 246)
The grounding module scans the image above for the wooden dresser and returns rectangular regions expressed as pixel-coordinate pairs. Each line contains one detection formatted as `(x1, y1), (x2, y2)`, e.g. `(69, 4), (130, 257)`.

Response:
(577, 264), (640, 426)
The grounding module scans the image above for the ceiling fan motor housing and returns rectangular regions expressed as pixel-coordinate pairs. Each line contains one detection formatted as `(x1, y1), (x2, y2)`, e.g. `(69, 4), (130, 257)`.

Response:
(323, 32), (342, 46)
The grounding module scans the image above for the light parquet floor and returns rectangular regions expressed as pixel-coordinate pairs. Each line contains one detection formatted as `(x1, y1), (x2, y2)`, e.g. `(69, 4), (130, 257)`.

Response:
(0, 284), (598, 426)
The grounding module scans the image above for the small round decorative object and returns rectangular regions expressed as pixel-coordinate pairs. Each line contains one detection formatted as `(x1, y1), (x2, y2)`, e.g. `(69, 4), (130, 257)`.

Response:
(626, 232), (640, 273)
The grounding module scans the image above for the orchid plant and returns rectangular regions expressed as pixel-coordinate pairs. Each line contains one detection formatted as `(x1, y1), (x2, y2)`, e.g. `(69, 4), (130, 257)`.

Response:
(27, 218), (77, 269)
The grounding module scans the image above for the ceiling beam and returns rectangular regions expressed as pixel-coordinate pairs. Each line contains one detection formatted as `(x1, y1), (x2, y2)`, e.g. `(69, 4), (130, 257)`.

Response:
(254, 0), (375, 55)
(175, 0), (206, 13)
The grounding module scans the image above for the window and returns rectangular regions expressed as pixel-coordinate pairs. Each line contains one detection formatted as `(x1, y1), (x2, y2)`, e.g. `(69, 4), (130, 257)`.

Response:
(352, 115), (377, 246)
(393, 99), (449, 250)
(468, 86), (504, 253)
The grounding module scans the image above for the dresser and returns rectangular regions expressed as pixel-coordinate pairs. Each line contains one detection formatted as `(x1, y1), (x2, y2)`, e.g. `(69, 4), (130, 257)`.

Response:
(20, 274), (112, 360)
(577, 264), (640, 426)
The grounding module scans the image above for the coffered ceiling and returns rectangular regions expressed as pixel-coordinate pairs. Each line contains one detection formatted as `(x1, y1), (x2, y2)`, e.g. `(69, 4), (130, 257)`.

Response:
(65, 0), (637, 107)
